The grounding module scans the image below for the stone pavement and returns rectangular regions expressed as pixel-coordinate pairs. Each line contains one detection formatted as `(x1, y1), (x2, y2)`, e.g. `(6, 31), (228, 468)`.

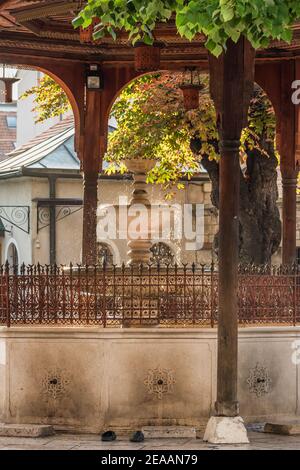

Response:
(0, 431), (300, 450)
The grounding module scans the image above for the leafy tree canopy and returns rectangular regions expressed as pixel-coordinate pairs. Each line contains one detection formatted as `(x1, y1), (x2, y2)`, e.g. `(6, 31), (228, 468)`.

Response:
(21, 75), (71, 123)
(22, 72), (300, 196)
(105, 72), (276, 197)
(73, 0), (300, 56)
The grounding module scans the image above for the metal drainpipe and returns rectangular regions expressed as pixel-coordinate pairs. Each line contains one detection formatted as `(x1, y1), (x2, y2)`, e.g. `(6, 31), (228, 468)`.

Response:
(49, 176), (56, 265)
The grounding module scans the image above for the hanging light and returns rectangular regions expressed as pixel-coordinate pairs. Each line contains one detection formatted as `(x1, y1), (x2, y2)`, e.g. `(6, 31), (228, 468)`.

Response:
(134, 42), (163, 73)
(179, 67), (203, 111)
(0, 65), (19, 103)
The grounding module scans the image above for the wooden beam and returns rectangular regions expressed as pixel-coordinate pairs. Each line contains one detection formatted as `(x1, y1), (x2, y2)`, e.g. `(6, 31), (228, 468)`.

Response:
(11, 2), (78, 22)
(0, 38), (103, 63)
(0, 0), (13, 11)
(20, 20), (42, 36)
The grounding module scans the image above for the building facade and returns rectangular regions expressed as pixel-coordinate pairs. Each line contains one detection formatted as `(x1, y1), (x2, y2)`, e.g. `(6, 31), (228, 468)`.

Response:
(0, 117), (218, 266)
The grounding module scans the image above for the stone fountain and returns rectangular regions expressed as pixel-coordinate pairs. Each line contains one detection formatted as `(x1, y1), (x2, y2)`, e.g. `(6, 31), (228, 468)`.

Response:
(124, 158), (157, 265)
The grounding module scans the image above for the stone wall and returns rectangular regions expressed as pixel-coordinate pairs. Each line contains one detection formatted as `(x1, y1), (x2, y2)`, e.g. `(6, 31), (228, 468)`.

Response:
(0, 326), (299, 433)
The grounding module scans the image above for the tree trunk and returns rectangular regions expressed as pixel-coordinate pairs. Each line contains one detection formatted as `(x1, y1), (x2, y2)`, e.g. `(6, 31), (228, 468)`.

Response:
(191, 138), (282, 265)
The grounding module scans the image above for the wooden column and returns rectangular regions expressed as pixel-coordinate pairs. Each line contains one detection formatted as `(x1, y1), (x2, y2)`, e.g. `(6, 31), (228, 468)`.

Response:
(81, 89), (102, 265)
(49, 176), (57, 265)
(80, 65), (137, 265)
(280, 61), (299, 265)
(209, 38), (255, 417)
(82, 173), (99, 265)
(296, 61), (300, 204)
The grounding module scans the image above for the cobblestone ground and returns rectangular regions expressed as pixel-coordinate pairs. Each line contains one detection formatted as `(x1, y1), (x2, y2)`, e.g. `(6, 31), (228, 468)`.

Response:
(0, 432), (300, 450)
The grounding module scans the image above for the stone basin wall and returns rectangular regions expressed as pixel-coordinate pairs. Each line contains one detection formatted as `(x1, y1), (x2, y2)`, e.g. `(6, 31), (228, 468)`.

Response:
(0, 326), (299, 433)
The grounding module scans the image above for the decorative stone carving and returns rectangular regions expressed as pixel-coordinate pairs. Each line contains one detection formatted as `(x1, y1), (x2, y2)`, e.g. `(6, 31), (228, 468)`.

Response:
(150, 242), (174, 265)
(41, 367), (71, 401)
(144, 367), (176, 399)
(247, 363), (272, 397)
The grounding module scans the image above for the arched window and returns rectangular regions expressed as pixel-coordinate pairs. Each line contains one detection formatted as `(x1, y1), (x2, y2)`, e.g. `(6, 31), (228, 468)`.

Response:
(7, 242), (18, 266)
(97, 242), (114, 266)
(150, 242), (174, 265)
(6, 241), (19, 274)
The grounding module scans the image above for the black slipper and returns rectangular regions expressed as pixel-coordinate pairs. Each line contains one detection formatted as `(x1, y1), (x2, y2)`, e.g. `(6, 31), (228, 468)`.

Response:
(130, 431), (144, 443)
(101, 431), (117, 442)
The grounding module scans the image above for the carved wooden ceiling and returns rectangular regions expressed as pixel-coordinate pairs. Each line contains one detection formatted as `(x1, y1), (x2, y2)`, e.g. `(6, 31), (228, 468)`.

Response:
(1, 0), (300, 66)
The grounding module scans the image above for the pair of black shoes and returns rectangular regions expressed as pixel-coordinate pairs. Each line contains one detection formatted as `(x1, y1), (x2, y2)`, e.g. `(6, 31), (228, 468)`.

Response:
(101, 431), (144, 443)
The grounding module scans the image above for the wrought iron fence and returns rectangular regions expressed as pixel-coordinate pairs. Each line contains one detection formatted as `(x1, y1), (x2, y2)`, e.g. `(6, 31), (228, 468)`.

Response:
(0, 263), (299, 327)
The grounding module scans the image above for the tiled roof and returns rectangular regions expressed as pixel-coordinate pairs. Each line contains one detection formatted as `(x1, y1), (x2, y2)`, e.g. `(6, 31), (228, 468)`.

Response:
(9, 114), (74, 157)
(0, 113), (118, 177)
(0, 115), (78, 176)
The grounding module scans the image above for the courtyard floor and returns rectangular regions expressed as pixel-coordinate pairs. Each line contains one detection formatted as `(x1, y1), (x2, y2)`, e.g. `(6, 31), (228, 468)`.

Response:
(0, 431), (300, 450)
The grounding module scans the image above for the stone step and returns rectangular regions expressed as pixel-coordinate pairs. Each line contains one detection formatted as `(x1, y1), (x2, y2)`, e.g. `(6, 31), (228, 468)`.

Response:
(0, 424), (55, 438)
(142, 426), (196, 439)
(264, 422), (300, 435)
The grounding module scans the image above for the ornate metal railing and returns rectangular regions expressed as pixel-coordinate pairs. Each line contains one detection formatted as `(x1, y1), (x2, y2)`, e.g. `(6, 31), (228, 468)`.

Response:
(0, 263), (299, 327)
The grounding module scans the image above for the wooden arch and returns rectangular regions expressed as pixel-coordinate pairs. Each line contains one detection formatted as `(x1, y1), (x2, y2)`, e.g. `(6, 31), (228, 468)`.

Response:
(0, 55), (85, 154)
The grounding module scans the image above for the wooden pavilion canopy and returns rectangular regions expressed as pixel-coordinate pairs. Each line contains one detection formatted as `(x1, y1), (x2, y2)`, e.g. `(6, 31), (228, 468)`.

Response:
(1, 0), (300, 64)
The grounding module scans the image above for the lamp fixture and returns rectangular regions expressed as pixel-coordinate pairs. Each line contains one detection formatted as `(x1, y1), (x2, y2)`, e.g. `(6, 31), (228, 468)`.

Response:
(179, 67), (203, 111)
(86, 64), (103, 91)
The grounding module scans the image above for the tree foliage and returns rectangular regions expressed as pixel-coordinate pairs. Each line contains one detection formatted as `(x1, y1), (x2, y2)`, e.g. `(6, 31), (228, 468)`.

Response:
(106, 73), (283, 263)
(105, 72), (277, 196)
(21, 71), (280, 195)
(73, 0), (300, 56)
(21, 72), (300, 194)
(21, 75), (71, 123)
(106, 74), (216, 194)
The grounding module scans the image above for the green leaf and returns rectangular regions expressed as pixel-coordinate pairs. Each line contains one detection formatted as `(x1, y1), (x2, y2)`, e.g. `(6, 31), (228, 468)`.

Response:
(205, 39), (223, 57)
(220, 5), (234, 22)
(74, 0), (300, 54)
(281, 28), (293, 43)
(72, 16), (83, 28)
